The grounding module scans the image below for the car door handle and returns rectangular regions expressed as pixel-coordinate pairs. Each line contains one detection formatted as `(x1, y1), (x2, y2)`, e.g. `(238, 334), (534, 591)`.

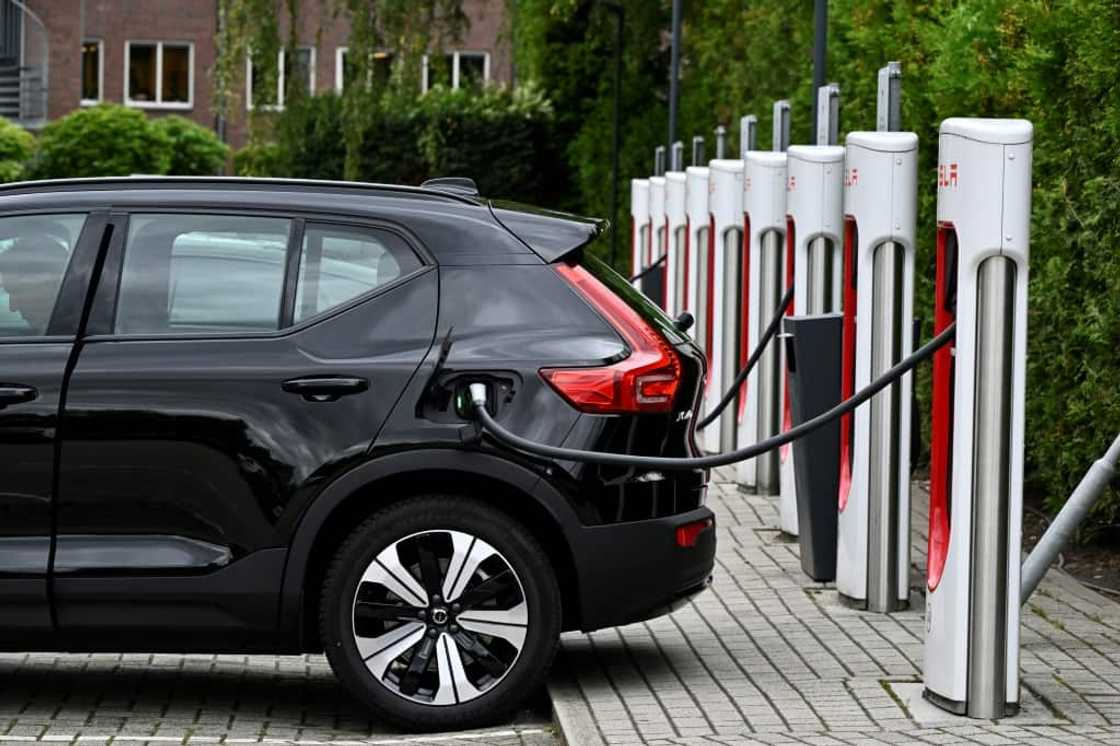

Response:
(0, 384), (37, 408)
(281, 376), (369, 402)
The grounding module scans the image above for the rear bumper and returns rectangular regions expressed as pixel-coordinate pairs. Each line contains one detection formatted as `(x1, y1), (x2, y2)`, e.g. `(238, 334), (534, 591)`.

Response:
(568, 506), (716, 631)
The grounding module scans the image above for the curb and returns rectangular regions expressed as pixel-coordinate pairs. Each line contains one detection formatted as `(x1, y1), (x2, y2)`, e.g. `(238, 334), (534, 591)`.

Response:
(547, 651), (606, 746)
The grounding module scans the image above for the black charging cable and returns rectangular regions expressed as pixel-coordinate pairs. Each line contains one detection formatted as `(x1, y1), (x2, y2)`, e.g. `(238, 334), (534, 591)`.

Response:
(628, 254), (667, 283)
(695, 284), (795, 430)
(469, 322), (954, 470)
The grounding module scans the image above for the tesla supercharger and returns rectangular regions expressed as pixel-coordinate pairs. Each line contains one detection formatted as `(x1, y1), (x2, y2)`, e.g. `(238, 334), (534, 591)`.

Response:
(703, 158), (744, 453)
(685, 165), (709, 338)
(779, 144), (844, 535)
(835, 131), (918, 612)
(630, 179), (650, 288)
(923, 118), (1032, 719)
(736, 151), (787, 492)
(665, 170), (687, 315)
(649, 175), (667, 299)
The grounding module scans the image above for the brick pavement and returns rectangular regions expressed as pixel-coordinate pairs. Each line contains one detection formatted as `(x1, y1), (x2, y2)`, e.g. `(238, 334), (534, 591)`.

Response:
(0, 651), (555, 745)
(551, 467), (1120, 745)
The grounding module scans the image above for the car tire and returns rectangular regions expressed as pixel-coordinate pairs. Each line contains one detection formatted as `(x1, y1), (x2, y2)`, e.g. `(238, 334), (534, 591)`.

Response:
(320, 494), (561, 732)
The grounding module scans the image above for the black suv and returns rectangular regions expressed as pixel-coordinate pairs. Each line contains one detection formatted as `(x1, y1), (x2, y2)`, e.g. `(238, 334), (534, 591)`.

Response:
(0, 177), (715, 731)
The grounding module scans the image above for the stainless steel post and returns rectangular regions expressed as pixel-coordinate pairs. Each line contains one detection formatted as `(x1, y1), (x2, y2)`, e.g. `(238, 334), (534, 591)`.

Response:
(695, 225), (711, 355)
(755, 230), (783, 492)
(671, 141), (684, 172)
(654, 146), (665, 176)
(772, 101), (791, 153)
(806, 237), (833, 313)
(674, 224), (687, 316)
(876, 62), (902, 133)
(691, 136), (705, 167)
(867, 241), (905, 612)
(967, 256), (1016, 719)
(740, 115), (758, 159)
(720, 228), (743, 451)
(715, 126), (728, 159)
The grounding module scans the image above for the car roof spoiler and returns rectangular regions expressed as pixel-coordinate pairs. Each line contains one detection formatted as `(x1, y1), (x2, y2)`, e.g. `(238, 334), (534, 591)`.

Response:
(489, 200), (607, 263)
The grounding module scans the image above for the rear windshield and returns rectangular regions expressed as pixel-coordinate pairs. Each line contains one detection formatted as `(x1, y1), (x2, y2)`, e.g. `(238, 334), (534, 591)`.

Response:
(580, 253), (688, 347)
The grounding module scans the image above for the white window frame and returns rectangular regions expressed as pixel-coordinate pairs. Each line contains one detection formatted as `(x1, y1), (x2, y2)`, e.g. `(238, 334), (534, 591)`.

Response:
(80, 39), (103, 106)
(335, 47), (348, 94)
(335, 47), (394, 93)
(246, 46), (316, 111)
(421, 50), (490, 93)
(123, 40), (195, 110)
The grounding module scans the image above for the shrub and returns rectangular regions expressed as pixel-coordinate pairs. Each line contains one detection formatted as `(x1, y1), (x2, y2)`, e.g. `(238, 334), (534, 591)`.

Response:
(0, 118), (34, 183)
(153, 116), (230, 175)
(274, 93), (346, 180)
(232, 142), (286, 177)
(29, 104), (171, 179)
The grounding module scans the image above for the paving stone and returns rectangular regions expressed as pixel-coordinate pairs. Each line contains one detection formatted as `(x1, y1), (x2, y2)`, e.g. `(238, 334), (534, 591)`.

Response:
(550, 472), (1120, 744)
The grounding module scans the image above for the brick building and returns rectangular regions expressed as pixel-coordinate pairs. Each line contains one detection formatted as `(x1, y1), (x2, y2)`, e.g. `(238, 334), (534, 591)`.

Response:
(0, 0), (512, 147)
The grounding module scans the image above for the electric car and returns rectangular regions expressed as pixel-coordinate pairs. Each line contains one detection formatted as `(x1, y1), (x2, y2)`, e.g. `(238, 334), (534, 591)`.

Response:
(0, 177), (715, 731)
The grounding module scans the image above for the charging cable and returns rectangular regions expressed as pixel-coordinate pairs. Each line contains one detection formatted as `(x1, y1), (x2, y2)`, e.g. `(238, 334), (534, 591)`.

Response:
(468, 322), (954, 469)
(695, 284), (794, 430)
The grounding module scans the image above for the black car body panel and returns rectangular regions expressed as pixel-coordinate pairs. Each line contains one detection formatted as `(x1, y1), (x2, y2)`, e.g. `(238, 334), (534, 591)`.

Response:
(0, 177), (713, 655)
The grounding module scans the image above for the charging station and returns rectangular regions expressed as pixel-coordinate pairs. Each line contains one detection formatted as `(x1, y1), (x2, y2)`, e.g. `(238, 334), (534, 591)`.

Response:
(704, 157), (745, 453)
(835, 130), (918, 611)
(666, 166), (688, 315)
(779, 141), (844, 535)
(630, 178), (650, 288)
(686, 163), (709, 332)
(647, 173), (667, 306)
(736, 150), (787, 491)
(923, 118), (1032, 719)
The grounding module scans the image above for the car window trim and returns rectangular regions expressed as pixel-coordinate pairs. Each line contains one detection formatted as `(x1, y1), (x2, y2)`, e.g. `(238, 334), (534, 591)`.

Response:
(84, 209), (433, 342)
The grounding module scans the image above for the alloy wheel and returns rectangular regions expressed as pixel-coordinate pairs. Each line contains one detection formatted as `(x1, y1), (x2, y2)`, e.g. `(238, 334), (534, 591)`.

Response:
(350, 529), (528, 706)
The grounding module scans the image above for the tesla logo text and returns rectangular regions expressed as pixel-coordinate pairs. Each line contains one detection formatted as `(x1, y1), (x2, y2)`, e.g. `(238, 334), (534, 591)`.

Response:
(845, 168), (859, 187)
(676, 410), (692, 422)
(787, 175), (797, 191)
(745, 176), (752, 191)
(938, 163), (959, 188)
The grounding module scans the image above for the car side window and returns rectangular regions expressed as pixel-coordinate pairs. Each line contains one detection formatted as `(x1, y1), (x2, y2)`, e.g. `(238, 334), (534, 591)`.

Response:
(294, 223), (422, 323)
(0, 214), (86, 337)
(115, 214), (291, 335)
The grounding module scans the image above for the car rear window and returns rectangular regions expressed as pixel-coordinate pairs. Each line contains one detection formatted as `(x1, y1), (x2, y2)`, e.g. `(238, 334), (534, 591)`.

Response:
(580, 253), (688, 347)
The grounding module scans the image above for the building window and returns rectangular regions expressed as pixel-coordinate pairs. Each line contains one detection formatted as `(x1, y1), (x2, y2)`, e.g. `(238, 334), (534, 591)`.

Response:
(125, 41), (193, 109)
(335, 48), (393, 93)
(422, 51), (490, 93)
(81, 40), (103, 104)
(246, 47), (315, 111)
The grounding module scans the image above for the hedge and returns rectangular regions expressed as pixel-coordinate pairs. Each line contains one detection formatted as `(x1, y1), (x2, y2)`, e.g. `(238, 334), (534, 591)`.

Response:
(24, 104), (228, 180)
(154, 115), (230, 176)
(235, 85), (564, 202)
(514, 0), (1120, 531)
(0, 118), (34, 183)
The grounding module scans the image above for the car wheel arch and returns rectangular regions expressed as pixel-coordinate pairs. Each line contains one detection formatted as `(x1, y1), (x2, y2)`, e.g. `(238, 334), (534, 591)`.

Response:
(279, 448), (584, 649)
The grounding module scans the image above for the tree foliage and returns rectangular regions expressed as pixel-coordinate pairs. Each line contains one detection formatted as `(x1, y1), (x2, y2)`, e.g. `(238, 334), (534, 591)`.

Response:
(215, 0), (468, 178)
(233, 85), (561, 201)
(513, 0), (1120, 529)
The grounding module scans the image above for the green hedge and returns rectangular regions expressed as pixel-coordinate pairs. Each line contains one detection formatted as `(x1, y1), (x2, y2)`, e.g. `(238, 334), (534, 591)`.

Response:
(0, 118), (34, 183)
(235, 85), (564, 201)
(154, 115), (230, 176)
(514, 0), (1120, 530)
(23, 104), (228, 180)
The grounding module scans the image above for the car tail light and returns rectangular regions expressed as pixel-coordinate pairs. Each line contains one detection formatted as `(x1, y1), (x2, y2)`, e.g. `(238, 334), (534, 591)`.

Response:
(676, 518), (713, 548)
(543, 263), (681, 414)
